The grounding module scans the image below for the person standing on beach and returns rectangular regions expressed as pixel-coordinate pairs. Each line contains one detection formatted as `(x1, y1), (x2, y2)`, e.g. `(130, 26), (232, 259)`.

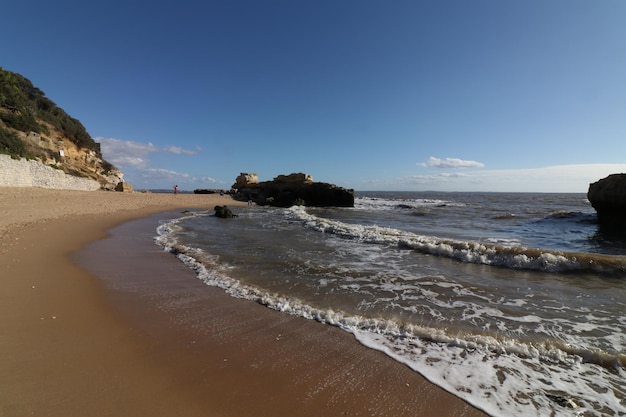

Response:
(174, 185), (178, 195)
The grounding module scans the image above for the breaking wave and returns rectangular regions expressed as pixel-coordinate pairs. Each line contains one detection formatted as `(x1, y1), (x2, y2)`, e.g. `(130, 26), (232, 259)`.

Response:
(155, 212), (626, 417)
(288, 206), (626, 274)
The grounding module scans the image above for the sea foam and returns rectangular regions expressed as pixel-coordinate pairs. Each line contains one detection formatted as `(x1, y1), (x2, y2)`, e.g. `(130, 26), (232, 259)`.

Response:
(155, 206), (626, 417)
(288, 206), (626, 273)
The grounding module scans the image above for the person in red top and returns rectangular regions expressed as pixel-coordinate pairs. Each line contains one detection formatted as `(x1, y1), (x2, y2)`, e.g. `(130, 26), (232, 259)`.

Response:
(174, 185), (178, 195)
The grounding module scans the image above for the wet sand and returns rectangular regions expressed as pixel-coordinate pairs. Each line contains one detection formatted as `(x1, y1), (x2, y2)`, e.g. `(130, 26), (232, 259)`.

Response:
(0, 187), (488, 416)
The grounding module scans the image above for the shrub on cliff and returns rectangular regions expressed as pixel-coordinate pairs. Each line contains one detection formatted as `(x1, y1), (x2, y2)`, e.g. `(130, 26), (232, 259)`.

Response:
(0, 67), (99, 155)
(0, 127), (27, 158)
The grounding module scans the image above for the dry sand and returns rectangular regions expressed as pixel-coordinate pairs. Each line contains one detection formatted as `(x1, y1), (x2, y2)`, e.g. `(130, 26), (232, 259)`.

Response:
(0, 187), (488, 417)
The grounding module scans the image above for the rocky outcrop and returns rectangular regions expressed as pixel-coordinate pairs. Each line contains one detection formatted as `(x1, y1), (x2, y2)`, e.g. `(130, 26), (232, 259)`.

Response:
(232, 172), (354, 208)
(274, 173), (313, 183)
(194, 189), (229, 195)
(102, 170), (126, 191)
(587, 174), (626, 225)
(232, 173), (259, 189)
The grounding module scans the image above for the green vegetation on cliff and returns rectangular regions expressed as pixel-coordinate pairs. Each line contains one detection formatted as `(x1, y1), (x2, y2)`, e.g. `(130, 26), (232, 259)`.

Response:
(0, 127), (25, 158)
(0, 67), (99, 158)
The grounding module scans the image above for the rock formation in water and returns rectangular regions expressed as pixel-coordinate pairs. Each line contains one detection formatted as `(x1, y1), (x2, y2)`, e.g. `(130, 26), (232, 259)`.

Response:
(232, 172), (354, 208)
(214, 205), (236, 218)
(587, 173), (626, 226)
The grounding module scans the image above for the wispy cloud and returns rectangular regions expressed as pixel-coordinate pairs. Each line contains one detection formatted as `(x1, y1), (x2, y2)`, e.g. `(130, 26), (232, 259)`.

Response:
(97, 137), (199, 169)
(139, 168), (218, 184)
(162, 145), (200, 155)
(395, 164), (626, 192)
(95, 137), (213, 188)
(141, 168), (191, 180)
(419, 156), (485, 169)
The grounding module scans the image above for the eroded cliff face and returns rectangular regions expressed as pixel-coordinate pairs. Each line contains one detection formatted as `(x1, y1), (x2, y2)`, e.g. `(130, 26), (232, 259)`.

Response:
(0, 68), (124, 190)
(0, 115), (123, 190)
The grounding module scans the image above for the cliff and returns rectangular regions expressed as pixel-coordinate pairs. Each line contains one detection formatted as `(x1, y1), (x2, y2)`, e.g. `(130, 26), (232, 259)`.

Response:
(0, 67), (123, 190)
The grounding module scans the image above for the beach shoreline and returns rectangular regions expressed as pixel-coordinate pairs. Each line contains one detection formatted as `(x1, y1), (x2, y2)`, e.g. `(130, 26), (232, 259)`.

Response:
(0, 188), (488, 416)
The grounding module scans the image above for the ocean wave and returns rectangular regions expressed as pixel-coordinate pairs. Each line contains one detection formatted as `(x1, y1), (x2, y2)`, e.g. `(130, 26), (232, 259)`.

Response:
(155, 215), (626, 370)
(155, 214), (626, 417)
(288, 207), (626, 273)
(355, 196), (464, 211)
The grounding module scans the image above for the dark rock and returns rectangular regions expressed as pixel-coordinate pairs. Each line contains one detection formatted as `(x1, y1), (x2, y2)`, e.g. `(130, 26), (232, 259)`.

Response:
(587, 174), (626, 226)
(232, 172), (354, 208)
(115, 181), (133, 192)
(214, 205), (236, 218)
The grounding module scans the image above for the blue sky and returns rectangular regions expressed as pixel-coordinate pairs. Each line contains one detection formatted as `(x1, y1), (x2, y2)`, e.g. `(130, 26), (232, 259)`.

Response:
(2, 0), (625, 192)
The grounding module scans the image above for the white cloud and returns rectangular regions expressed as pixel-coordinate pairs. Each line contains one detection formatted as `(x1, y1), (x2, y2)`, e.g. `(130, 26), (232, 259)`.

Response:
(95, 137), (209, 189)
(141, 168), (191, 179)
(419, 156), (485, 169)
(198, 176), (218, 184)
(97, 137), (199, 168)
(110, 155), (147, 169)
(162, 145), (199, 155)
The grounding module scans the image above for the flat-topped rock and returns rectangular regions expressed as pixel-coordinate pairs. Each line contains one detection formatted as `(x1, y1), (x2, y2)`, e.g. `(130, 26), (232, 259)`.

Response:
(274, 173), (314, 183)
(232, 173), (259, 189)
(232, 172), (354, 207)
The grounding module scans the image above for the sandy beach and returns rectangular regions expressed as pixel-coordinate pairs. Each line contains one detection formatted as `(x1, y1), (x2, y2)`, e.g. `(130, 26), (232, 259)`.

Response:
(0, 187), (488, 417)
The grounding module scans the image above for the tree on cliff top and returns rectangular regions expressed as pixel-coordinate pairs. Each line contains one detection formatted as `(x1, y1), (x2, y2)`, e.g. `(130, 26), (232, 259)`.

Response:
(0, 67), (99, 156)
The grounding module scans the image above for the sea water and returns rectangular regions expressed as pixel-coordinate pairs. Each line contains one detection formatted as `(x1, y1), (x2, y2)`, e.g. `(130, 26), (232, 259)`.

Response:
(155, 192), (626, 417)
